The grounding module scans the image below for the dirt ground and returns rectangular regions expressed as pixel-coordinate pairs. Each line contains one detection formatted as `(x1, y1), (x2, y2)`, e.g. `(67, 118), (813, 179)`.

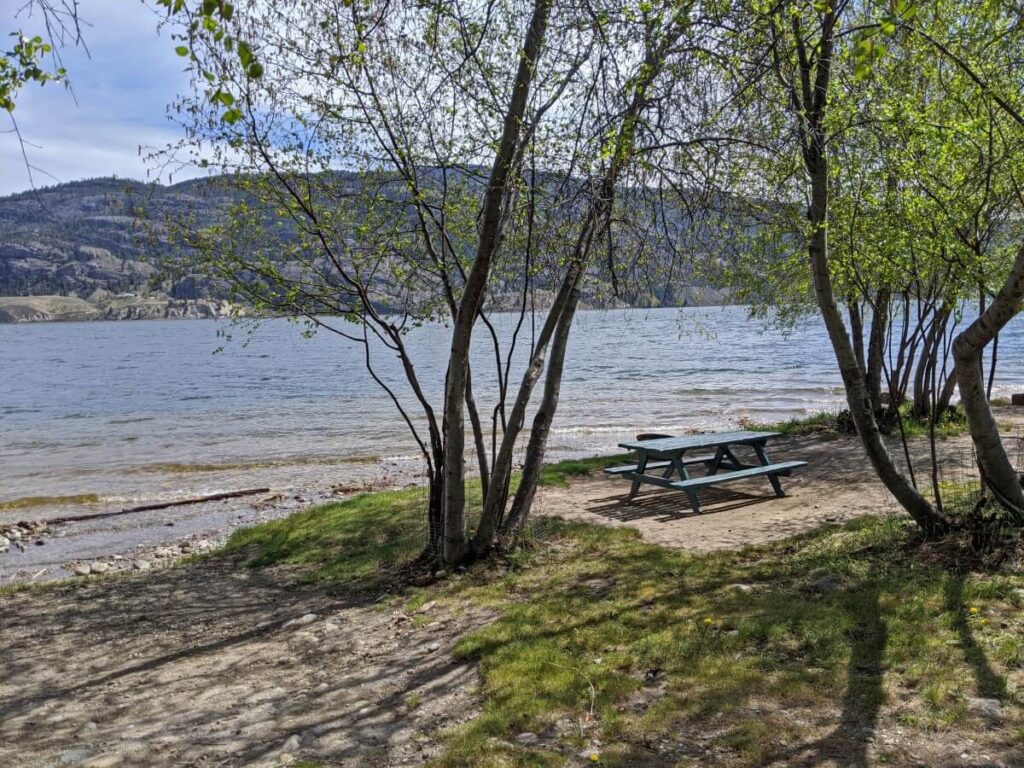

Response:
(3, 414), (1023, 767)
(532, 413), (1024, 551)
(0, 557), (486, 768)
(533, 431), (897, 551)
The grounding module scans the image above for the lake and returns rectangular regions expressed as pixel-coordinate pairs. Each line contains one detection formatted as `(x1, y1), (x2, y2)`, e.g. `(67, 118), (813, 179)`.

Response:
(3, 306), (1022, 519)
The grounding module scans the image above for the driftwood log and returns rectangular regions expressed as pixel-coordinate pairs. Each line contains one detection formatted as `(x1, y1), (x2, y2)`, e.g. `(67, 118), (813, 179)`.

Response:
(41, 488), (271, 525)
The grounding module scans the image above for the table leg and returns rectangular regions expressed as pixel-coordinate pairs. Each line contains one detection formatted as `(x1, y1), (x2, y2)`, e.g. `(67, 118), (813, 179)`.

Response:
(753, 442), (785, 497)
(672, 451), (691, 482)
(721, 445), (743, 470)
(673, 452), (701, 513)
(629, 452), (648, 499)
(708, 446), (725, 475)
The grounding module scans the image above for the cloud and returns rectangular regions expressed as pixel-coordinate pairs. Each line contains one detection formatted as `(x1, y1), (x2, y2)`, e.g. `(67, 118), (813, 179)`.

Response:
(0, 0), (199, 194)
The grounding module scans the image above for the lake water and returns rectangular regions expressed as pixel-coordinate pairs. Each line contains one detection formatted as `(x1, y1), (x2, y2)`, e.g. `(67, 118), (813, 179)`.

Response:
(3, 306), (1023, 519)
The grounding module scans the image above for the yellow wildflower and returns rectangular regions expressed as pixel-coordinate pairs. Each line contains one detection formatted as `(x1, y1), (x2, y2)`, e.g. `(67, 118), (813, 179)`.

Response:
(969, 606), (980, 614)
(703, 617), (714, 625)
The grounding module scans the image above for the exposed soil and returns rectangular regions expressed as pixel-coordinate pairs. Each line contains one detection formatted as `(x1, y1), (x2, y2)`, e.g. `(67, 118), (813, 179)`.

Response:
(531, 420), (1022, 552)
(0, 556), (487, 768)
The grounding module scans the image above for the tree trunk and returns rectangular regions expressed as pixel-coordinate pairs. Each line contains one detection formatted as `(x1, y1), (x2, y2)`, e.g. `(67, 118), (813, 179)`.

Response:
(953, 244), (1024, 520)
(849, 299), (866, 377)
(471, 261), (582, 552)
(501, 269), (584, 539)
(440, 0), (552, 564)
(787, 3), (948, 536)
(865, 289), (888, 413)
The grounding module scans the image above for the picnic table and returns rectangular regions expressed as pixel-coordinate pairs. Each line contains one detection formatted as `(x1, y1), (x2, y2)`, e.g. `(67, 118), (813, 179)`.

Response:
(604, 430), (807, 514)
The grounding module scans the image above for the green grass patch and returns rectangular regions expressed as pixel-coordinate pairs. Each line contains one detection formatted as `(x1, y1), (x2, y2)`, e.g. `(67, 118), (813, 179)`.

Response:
(739, 411), (845, 438)
(224, 484), (439, 594)
(224, 455), (626, 590)
(224, 456), (1023, 766)
(538, 454), (633, 488)
(742, 404), (972, 440)
(431, 517), (1023, 766)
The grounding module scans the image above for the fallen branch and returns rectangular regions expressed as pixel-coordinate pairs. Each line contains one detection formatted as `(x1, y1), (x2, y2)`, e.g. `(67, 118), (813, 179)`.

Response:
(43, 488), (271, 525)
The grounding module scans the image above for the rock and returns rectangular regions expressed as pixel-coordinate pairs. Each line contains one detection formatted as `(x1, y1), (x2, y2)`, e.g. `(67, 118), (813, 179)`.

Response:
(434, 569), (448, 579)
(416, 601), (437, 614)
(811, 573), (841, 593)
(425, 642), (441, 652)
(966, 697), (1003, 721)
(0, 536), (10, 548)
(58, 749), (93, 765)
(283, 613), (318, 629)
(89, 562), (110, 574)
(281, 734), (301, 752)
(515, 732), (538, 745)
(131, 560), (151, 571)
(726, 583), (753, 594)
(72, 564), (92, 577)
(321, 621), (341, 634)
(78, 721), (98, 734)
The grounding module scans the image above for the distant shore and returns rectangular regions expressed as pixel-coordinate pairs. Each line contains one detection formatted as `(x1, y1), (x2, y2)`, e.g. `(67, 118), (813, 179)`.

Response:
(0, 294), (241, 324)
(0, 286), (733, 324)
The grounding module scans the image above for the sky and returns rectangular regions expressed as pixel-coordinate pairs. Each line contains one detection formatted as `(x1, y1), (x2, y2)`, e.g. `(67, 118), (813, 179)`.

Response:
(1, 0), (198, 195)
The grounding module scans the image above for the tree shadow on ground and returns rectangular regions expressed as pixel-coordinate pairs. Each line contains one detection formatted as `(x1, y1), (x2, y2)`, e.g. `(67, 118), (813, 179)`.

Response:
(0, 554), (482, 767)
(944, 574), (1007, 699)
(775, 585), (887, 767)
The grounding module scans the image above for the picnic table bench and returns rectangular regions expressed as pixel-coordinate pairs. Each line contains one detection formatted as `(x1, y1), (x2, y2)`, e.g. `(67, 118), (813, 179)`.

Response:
(604, 430), (807, 514)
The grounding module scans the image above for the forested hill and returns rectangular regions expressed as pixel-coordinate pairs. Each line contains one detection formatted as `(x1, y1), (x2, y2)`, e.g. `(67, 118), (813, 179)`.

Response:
(0, 175), (730, 322)
(0, 177), (233, 321)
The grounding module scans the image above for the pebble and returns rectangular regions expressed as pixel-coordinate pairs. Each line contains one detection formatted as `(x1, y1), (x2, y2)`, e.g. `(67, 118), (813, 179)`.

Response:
(425, 642), (440, 652)
(416, 601), (437, 614)
(321, 621), (341, 634)
(726, 583), (753, 594)
(283, 613), (319, 629)
(281, 734), (301, 752)
(72, 564), (91, 577)
(89, 562), (110, 574)
(131, 560), (151, 571)
(515, 732), (538, 745)
(434, 569), (448, 579)
(78, 721), (98, 734)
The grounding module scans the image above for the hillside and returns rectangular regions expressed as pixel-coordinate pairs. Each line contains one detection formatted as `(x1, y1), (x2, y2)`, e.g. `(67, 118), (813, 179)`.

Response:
(0, 176), (240, 321)
(0, 175), (730, 322)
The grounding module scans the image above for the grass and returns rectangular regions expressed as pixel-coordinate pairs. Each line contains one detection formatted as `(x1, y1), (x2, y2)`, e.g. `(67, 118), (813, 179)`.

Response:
(225, 456), (1024, 766)
(223, 454), (633, 593)
(741, 403), (973, 440)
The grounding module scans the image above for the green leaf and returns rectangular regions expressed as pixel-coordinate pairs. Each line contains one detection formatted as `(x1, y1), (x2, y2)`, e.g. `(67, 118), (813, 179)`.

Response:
(237, 41), (252, 69)
(175, 45), (190, 56)
(246, 62), (264, 79)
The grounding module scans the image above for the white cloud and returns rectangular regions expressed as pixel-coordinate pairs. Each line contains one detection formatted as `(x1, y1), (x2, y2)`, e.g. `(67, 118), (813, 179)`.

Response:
(1, 0), (199, 194)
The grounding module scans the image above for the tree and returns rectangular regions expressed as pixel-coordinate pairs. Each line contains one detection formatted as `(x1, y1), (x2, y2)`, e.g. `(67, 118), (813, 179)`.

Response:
(169, 0), (712, 564)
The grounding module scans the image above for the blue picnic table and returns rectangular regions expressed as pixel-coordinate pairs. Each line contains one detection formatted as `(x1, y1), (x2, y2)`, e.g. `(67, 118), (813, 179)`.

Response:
(604, 430), (807, 514)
